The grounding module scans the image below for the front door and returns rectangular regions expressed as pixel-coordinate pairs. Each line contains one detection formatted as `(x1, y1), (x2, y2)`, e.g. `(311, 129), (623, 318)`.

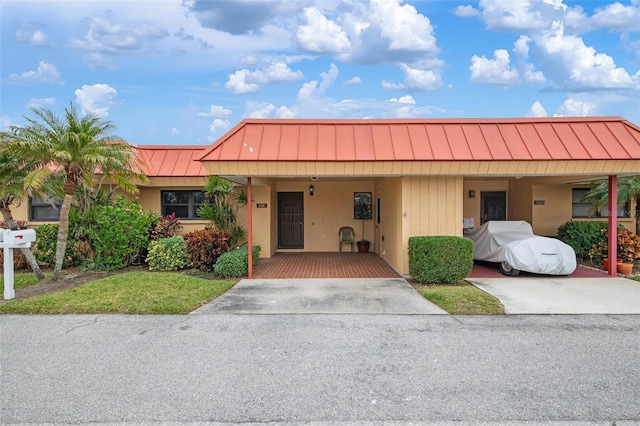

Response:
(480, 191), (506, 224)
(278, 192), (304, 249)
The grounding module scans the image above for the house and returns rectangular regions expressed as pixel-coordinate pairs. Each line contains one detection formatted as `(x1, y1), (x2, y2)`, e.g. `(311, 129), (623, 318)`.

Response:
(12, 117), (640, 277)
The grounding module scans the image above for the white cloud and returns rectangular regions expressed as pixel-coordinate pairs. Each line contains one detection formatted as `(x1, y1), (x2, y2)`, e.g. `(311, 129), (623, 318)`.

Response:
(246, 102), (277, 118)
(534, 21), (637, 90)
(225, 62), (304, 94)
(555, 98), (596, 116)
(296, 7), (351, 54)
(454, 5), (480, 17)
(473, 0), (572, 32)
(74, 84), (118, 117)
(171, 128), (180, 135)
(27, 98), (56, 109)
(16, 24), (51, 46)
(1, 115), (13, 131)
(198, 104), (232, 117)
(513, 35), (531, 58)
(387, 95), (416, 104)
(297, 63), (339, 101)
(209, 119), (231, 133)
(8, 61), (63, 85)
(470, 50), (520, 87)
(526, 101), (548, 117)
(382, 64), (442, 91)
(276, 106), (296, 118)
(343, 76), (363, 86)
(590, 2), (640, 32)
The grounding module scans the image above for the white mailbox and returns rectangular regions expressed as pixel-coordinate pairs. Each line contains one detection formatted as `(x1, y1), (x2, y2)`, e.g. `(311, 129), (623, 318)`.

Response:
(2, 228), (37, 300)
(1, 229), (36, 248)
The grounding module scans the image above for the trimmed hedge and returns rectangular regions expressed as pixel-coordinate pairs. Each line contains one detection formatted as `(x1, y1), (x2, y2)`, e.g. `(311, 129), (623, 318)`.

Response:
(214, 245), (261, 278)
(556, 221), (609, 260)
(408, 236), (473, 284)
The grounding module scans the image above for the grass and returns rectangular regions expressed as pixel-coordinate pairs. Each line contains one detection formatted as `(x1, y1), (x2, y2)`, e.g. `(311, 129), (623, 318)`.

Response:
(1, 269), (502, 315)
(413, 281), (504, 315)
(0, 272), (45, 293)
(0, 271), (236, 315)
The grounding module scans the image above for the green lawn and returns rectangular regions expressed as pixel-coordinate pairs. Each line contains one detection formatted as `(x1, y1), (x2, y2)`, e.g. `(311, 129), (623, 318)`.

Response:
(413, 281), (504, 315)
(0, 271), (236, 315)
(1, 269), (503, 315)
(0, 272), (44, 292)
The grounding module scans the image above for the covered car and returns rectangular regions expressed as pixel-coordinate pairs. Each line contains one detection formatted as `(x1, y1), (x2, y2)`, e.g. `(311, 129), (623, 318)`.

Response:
(464, 221), (576, 276)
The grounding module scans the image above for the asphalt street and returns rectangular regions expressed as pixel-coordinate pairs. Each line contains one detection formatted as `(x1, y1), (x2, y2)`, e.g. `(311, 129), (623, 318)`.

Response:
(1, 314), (639, 425)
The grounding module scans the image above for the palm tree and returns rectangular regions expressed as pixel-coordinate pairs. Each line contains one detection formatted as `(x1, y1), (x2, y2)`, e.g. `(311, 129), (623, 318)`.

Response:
(0, 150), (45, 280)
(1, 103), (147, 280)
(582, 176), (640, 234)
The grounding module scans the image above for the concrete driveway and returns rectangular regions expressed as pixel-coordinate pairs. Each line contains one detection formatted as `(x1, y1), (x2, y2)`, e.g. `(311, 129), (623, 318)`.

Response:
(191, 278), (448, 314)
(468, 276), (640, 314)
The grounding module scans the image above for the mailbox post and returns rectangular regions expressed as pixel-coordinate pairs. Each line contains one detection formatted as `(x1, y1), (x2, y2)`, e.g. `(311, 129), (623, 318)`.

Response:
(1, 228), (37, 300)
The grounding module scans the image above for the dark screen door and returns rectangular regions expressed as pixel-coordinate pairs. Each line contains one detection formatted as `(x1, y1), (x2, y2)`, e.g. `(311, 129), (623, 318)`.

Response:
(481, 191), (506, 224)
(278, 192), (304, 249)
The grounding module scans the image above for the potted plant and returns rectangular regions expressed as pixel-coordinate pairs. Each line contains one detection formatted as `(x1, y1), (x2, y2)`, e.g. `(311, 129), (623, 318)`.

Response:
(616, 229), (640, 274)
(354, 193), (372, 253)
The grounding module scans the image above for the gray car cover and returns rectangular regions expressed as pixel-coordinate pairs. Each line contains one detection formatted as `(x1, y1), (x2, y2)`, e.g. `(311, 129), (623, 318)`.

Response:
(464, 221), (577, 275)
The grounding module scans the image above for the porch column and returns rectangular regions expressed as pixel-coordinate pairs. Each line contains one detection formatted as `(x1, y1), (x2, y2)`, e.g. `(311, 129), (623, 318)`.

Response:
(247, 177), (253, 279)
(608, 175), (618, 276)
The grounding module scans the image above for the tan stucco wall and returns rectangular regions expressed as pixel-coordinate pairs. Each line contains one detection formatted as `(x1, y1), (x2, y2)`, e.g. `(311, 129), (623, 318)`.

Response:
(463, 179), (510, 227)
(509, 179), (533, 226)
(400, 176), (463, 274)
(275, 180), (375, 252)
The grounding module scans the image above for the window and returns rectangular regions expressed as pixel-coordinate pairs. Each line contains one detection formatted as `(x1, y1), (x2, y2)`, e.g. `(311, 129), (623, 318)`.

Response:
(161, 190), (205, 219)
(354, 192), (372, 220)
(30, 195), (62, 221)
(572, 188), (629, 218)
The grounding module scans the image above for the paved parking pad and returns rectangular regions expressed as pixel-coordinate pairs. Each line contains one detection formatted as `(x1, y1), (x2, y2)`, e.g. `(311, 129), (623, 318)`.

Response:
(468, 277), (640, 314)
(191, 278), (448, 314)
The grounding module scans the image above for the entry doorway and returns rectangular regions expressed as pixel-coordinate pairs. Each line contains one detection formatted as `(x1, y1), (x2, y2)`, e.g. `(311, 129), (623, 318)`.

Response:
(480, 191), (506, 224)
(278, 192), (304, 249)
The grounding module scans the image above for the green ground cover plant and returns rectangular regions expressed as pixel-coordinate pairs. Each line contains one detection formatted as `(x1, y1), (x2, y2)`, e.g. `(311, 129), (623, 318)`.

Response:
(0, 271), (236, 314)
(413, 281), (504, 315)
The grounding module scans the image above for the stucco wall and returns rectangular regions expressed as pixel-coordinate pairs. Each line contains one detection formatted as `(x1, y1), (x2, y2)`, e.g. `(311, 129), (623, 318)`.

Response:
(275, 180), (375, 252)
(463, 179), (510, 228)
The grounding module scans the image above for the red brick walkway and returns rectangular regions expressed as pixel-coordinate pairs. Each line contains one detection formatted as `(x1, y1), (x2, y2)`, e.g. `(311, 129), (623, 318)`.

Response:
(253, 252), (401, 279)
(252, 253), (611, 279)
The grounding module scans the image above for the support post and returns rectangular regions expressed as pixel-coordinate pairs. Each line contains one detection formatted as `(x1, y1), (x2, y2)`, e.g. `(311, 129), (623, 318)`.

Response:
(608, 175), (618, 276)
(247, 177), (253, 279)
(4, 246), (15, 300)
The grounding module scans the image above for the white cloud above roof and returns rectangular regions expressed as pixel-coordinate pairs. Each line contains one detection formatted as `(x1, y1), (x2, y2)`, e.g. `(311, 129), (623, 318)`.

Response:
(74, 83), (118, 117)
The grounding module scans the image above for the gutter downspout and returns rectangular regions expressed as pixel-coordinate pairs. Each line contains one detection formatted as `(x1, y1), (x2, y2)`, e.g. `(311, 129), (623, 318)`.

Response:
(608, 175), (617, 276)
(247, 177), (253, 279)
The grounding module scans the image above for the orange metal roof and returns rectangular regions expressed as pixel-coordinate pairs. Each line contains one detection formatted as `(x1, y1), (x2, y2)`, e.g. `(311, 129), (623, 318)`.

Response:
(197, 117), (640, 162)
(134, 145), (208, 177)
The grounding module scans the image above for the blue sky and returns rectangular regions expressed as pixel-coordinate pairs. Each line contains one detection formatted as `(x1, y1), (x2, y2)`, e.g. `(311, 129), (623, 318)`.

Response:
(1, 0), (639, 146)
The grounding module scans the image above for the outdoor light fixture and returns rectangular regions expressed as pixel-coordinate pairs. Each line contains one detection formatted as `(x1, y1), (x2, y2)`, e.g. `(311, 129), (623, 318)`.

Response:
(309, 185), (314, 196)
(469, 190), (476, 198)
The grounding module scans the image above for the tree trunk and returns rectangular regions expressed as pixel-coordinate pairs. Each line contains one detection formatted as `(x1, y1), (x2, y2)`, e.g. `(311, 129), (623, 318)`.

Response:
(1, 207), (44, 280)
(52, 193), (74, 281)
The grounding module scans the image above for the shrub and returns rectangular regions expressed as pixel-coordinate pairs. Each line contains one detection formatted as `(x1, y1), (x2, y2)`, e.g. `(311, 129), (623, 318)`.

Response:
(77, 196), (155, 271)
(557, 221), (609, 260)
(32, 223), (80, 268)
(213, 245), (261, 278)
(148, 212), (182, 241)
(408, 236), (473, 284)
(146, 236), (190, 272)
(183, 228), (233, 272)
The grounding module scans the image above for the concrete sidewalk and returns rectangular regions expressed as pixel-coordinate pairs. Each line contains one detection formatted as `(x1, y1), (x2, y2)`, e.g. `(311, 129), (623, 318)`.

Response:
(468, 276), (640, 314)
(191, 278), (448, 314)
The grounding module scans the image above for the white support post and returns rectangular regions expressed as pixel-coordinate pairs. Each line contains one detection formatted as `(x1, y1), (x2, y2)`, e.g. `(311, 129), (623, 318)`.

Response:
(4, 246), (15, 300)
